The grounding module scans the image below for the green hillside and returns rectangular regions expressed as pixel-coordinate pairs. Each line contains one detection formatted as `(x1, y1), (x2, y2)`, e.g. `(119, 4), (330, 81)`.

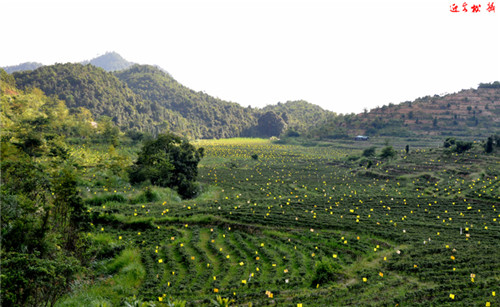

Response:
(2, 67), (500, 306)
(4, 52), (499, 142)
(9, 61), (335, 139)
(262, 100), (334, 136)
(12, 63), (145, 129)
(114, 65), (257, 139)
(312, 83), (500, 140)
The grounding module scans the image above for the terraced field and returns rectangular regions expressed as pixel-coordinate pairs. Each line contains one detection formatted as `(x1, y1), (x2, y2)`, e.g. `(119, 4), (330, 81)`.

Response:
(62, 139), (499, 306)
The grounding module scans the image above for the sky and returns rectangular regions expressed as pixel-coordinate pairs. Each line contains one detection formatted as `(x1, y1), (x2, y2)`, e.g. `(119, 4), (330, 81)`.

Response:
(1, 0), (499, 114)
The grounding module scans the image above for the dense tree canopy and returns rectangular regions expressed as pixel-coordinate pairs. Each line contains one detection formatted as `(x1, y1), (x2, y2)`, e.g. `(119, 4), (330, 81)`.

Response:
(1, 79), (92, 306)
(10, 63), (338, 139)
(128, 133), (205, 199)
(257, 111), (287, 137)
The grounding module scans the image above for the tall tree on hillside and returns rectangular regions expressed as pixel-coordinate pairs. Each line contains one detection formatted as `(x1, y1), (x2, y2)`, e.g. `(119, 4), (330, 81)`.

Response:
(257, 111), (287, 137)
(128, 133), (205, 199)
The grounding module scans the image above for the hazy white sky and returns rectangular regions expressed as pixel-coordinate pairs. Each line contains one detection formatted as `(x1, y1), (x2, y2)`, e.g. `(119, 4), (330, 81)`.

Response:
(2, 0), (499, 114)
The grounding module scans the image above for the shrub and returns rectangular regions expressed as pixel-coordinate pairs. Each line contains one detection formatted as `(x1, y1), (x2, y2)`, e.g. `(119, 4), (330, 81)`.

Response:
(85, 193), (127, 206)
(362, 146), (377, 157)
(380, 146), (397, 159)
(452, 141), (473, 154)
(311, 257), (344, 286)
(0, 252), (80, 306)
(444, 137), (456, 148)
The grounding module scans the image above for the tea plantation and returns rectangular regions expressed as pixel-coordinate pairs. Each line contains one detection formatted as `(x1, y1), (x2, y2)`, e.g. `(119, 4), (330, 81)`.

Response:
(58, 139), (499, 306)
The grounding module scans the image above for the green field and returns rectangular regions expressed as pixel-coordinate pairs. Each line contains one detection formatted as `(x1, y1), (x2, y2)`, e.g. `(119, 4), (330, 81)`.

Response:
(54, 138), (500, 306)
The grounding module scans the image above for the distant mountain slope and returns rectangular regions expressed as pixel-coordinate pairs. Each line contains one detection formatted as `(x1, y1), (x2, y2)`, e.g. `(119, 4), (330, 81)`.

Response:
(262, 100), (335, 134)
(12, 63), (146, 129)
(2, 62), (44, 73)
(114, 64), (257, 138)
(10, 63), (254, 138)
(5, 56), (358, 139)
(313, 82), (500, 139)
(81, 51), (135, 72)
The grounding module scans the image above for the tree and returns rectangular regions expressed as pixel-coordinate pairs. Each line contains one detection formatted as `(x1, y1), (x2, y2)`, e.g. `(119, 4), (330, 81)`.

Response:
(257, 111), (287, 137)
(1, 80), (91, 306)
(128, 133), (204, 199)
(98, 116), (120, 145)
(485, 136), (494, 153)
(452, 141), (473, 154)
(380, 146), (396, 159)
(362, 146), (377, 157)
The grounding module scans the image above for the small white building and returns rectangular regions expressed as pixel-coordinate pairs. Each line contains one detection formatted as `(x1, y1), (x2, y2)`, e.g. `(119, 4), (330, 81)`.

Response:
(354, 135), (369, 141)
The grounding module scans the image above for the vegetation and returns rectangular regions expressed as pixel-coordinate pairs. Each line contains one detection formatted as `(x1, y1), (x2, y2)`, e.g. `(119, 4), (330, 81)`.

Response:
(12, 63), (145, 131)
(128, 133), (204, 199)
(1, 76), (93, 306)
(261, 100), (334, 134)
(379, 145), (397, 159)
(2, 60), (500, 306)
(256, 111), (287, 137)
(9, 62), (337, 139)
(10, 59), (499, 141)
(362, 146), (377, 157)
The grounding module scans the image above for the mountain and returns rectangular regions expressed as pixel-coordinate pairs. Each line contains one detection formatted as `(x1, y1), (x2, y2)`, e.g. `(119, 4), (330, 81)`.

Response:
(2, 62), (44, 74)
(312, 82), (500, 139)
(81, 51), (135, 72)
(262, 100), (334, 135)
(10, 62), (335, 139)
(114, 64), (257, 138)
(12, 63), (145, 130)
(9, 56), (499, 140)
(2, 52), (134, 75)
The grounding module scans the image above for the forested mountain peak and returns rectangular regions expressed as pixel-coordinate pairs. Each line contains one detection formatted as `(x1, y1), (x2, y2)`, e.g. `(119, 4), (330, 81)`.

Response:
(2, 62), (44, 74)
(115, 64), (257, 138)
(262, 100), (335, 134)
(81, 51), (135, 72)
(8, 61), (336, 139)
(12, 63), (144, 129)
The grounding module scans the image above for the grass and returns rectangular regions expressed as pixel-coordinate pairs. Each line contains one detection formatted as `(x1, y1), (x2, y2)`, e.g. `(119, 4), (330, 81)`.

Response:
(67, 138), (499, 306)
(56, 248), (145, 307)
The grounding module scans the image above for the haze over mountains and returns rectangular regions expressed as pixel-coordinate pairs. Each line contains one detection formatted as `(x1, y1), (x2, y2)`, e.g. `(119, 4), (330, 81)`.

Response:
(2, 52), (499, 139)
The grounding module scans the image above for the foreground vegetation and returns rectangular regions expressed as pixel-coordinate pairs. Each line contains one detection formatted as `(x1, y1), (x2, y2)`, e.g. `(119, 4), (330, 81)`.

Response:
(55, 139), (499, 306)
(1, 72), (499, 306)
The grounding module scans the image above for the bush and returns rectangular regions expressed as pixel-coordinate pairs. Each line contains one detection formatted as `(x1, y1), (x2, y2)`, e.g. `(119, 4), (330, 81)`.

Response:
(444, 137), (456, 148)
(452, 141), (473, 154)
(362, 146), (377, 157)
(380, 146), (397, 159)
(285, 129), (300, 137)
(347, 155), (360, 161)
(311, 257), (344, 286)
(0, 252), (81, 307)
(129, 186), (160, 204)
(85, 193), (127, 206)
(128, 133), (204, 199)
